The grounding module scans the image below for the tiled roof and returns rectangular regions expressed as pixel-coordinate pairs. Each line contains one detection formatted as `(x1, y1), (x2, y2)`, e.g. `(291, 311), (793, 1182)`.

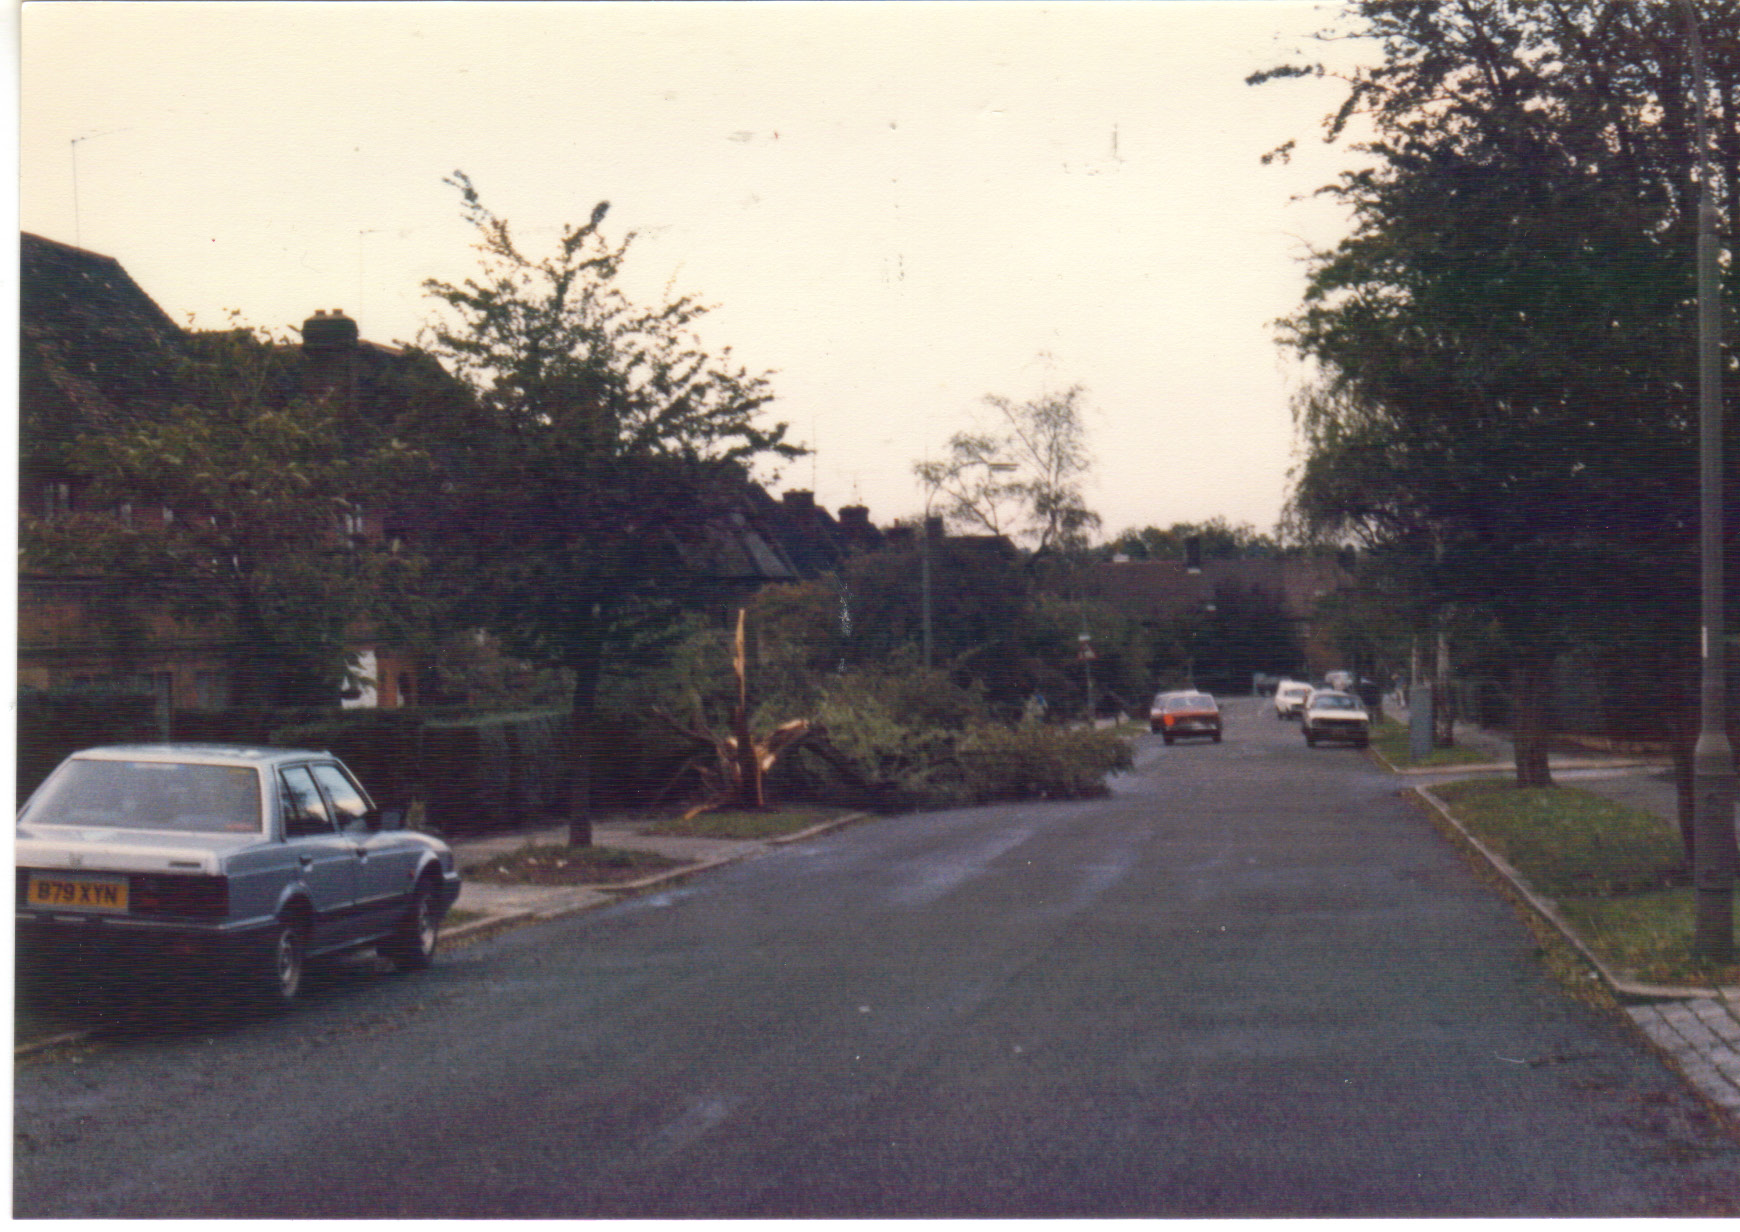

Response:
(20, 233), (186, 449)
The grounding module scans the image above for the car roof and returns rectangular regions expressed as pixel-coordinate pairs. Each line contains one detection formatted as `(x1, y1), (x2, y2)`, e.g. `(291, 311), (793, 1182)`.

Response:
(1307, 691), (1358, 704)
(68, 744), (334, 768)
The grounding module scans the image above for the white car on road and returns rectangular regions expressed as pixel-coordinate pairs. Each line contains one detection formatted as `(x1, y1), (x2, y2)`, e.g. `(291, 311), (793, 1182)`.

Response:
(1273, 680), (1313, 720)
(1302, 690), (1371, 748)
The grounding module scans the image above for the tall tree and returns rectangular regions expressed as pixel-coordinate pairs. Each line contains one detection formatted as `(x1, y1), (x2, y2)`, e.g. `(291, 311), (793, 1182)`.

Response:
(915, 384), (1101, 555)
(1260, 0), (1739, 791)
(416, 173), (802, 844)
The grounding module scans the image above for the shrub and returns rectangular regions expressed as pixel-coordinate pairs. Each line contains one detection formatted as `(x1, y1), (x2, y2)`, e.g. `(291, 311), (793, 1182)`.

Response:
(769, 664), (1132, 811)
(956, 723), (1134, 802)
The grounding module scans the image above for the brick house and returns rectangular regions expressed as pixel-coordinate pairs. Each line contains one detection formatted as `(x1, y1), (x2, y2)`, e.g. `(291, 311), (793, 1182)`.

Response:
(18, 233), (443, 710)
(18, 232), (865, 713)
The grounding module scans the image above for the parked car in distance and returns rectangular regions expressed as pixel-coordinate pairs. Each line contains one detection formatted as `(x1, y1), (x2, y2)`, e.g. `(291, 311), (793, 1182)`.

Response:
(1274, 680), (1313, 720)
(1150, 690), (1222, 744)
(1302, 690), (1371, 748)
(16, 744), (462, 1008)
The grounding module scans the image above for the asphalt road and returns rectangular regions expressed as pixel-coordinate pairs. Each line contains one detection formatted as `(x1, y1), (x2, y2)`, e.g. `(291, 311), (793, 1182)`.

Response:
(14, 699), (1740, 1217)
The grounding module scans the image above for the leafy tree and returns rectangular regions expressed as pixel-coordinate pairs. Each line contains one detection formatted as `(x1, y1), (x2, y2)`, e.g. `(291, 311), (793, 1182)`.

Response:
(415, 173), (802, 843)
(915, 384), (1101, 555)
(1258, 0), (1739, 791)
(1102, 518), (1281, 563)
(21, 325), (429, 705)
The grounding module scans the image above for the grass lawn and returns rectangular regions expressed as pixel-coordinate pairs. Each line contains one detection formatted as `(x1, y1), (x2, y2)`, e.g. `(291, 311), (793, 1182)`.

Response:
(1373, 717), (1504, 770)
(639, 806), (845, 841)
(1430, 778), (1740, 987)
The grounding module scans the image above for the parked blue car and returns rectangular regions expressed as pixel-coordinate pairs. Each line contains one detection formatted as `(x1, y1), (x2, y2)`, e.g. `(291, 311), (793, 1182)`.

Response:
(16, 744), (461, 1007)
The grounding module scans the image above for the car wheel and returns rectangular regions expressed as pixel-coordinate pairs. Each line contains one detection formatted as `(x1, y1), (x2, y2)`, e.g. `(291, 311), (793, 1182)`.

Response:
(1212, 732), (1222, 743)
(260, 918), (307, 1008)
(1150, 722), (1162, 733)
(1162, 734), (1175, 745)
(1304, 731), (1316, 747)
(384, 878), (440, 972)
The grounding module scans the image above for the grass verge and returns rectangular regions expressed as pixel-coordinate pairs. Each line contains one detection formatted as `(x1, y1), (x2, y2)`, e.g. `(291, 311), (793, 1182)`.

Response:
(1374, 717), (1503, 770)
(1429, 778), (1739, 988)
(639, 806), (843, 841)
(465, 844), (685, 886)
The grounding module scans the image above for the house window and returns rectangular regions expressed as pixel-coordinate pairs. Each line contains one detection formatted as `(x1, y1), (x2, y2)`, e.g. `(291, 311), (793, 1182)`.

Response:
(342, 508), (368, 542)
(117, 502), (133, 528)
(42, 481), (71, 519)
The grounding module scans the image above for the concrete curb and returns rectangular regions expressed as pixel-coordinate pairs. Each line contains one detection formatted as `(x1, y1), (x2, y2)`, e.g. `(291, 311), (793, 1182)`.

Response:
(441, 807), (876, 946)
(1370, 743), (1666, 778)
(14, 1030), (95, 1060)
(1411, 784), (1739, 1004)
(442, 812), (871, 945)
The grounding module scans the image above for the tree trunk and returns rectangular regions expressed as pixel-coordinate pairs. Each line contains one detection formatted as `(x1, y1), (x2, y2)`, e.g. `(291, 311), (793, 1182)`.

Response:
(566, 616), (605, 848)
(1510, 657), (1555, 789)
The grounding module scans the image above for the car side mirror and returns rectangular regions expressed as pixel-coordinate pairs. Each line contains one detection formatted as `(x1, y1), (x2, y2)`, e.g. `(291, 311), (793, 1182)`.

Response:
(375, 806), (406, 831)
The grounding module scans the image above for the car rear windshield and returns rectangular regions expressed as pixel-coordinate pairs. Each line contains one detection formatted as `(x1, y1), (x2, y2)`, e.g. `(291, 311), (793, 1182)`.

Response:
(1314, 694), (1360, 710)
(1167, 694), (1215, 710)
(20, 760), (262, 834)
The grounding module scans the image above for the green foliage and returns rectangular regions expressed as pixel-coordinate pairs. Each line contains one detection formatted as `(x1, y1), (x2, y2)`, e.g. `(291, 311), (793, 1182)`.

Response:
(412, 174), (806, 837)
(421, 172), (798, 467)
(1103, 518), (1280, 563)
(415, 176), (805, 690)
(779, 664), (1131, 810)
(955, 723), (1134, 803)
(1260, 0), (1740, 784)
(598, 607), (1133, 811)
(21, 325), (431, 705)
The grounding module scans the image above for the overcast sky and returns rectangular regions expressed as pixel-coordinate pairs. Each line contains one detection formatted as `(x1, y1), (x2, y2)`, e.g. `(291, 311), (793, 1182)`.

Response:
(21, 0), (1370, 540)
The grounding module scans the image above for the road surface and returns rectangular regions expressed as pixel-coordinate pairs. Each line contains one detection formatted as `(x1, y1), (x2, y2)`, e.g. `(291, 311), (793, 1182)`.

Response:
(14, 698), (1740, 1216)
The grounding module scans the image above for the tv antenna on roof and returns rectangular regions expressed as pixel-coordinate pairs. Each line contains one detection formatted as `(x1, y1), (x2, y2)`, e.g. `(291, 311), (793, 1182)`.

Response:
(70, 128), (130, 250)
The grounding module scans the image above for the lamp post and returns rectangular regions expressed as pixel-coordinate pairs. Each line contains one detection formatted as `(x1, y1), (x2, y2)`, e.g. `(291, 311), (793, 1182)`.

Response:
(1681, 0), (1735, 961)
(920, 460), (1015, 669)
(1078, 628), (1096, 721)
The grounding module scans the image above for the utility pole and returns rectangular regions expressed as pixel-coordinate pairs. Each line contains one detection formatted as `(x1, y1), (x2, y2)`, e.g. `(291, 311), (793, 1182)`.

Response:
(1681, 0), (1735, 962)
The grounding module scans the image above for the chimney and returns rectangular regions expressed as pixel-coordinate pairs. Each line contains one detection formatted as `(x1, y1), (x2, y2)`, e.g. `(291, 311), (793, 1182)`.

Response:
(924, 515), (945, 544)
(837, 505), (871, 530)
(782, 490), (817, 514)
(302, 309), (359, 411)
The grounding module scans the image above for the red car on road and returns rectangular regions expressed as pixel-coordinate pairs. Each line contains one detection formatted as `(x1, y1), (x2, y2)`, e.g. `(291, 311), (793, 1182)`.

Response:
(1150, 691), (1223, 745)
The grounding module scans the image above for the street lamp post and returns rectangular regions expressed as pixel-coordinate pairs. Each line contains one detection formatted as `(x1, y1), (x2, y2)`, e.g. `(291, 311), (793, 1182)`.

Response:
(1681, 0), (1736, 961)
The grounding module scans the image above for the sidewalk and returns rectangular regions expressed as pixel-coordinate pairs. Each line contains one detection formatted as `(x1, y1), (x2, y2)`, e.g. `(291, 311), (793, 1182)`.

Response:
(1388, 709), (1740, 1120)
(441, 812), (862, 945)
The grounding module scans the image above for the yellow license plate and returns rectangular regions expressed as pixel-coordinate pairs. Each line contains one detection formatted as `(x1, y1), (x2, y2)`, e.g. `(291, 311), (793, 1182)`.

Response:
(28, 873), (129, 912)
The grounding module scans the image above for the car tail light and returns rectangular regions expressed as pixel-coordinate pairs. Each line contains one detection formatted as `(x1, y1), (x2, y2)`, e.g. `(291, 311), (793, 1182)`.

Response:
(128, 874), (228, 919)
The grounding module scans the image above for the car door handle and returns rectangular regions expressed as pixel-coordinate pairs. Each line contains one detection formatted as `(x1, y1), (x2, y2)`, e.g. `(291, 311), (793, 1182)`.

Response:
(298, 854), (314, 868)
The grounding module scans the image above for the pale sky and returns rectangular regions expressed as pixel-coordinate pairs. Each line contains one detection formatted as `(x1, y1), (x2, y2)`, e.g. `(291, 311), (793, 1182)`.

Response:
(20, 0), (1368, 540)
